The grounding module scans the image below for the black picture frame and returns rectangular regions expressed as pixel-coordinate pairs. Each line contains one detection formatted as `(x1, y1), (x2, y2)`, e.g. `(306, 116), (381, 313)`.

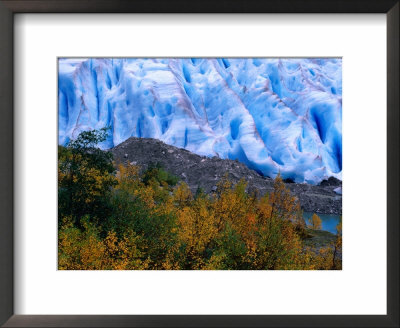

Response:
(0, 1), (398, 327)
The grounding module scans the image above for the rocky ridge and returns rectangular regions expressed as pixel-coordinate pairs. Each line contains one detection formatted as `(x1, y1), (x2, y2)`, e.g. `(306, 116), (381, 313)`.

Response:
(110, 137), (342, 215)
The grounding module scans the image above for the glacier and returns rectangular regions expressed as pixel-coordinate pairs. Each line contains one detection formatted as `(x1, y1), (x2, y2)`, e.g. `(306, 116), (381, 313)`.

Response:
(58, 58), (342, 184)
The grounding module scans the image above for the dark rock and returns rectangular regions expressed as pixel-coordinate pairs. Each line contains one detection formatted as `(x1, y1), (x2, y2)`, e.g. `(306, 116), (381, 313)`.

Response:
(283, 177), (295, 183)
(319, 176), (342, 187)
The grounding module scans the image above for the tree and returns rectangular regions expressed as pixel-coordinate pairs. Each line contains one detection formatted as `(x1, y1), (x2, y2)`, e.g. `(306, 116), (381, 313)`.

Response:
(269, 173), (303, 227)
(309, 213), (322, 230)
(58, 127), (116, 227)
(176, 190), (217, 269)
(332, 217), (342, 269)
(207, 223), (247, 270)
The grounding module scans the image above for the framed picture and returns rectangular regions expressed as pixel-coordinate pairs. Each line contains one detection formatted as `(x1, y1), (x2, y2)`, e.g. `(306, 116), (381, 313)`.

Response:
(0, 0), (398, 327)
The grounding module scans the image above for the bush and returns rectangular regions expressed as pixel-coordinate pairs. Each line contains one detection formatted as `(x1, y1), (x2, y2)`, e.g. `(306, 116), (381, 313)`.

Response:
(142, 162), (179, 187)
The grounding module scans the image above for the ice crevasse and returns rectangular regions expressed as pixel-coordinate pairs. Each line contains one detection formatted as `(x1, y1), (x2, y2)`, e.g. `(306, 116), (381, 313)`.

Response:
(58, 58), (342, 184)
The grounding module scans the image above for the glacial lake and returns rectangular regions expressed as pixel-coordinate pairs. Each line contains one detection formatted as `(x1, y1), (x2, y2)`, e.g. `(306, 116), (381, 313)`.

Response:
(303, 212), (341, 234)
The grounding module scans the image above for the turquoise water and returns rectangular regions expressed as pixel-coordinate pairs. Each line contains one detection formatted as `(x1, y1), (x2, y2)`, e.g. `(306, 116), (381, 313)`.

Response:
(303, 212), (341, 234)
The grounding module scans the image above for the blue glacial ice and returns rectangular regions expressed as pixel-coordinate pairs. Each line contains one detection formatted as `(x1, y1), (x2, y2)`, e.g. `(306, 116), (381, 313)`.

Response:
(58, 58), (342, 184)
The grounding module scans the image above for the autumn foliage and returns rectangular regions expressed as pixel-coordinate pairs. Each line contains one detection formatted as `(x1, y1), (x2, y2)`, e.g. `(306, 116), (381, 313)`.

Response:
(309, 213), (322, 230)
(58, 130), (342, 270)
